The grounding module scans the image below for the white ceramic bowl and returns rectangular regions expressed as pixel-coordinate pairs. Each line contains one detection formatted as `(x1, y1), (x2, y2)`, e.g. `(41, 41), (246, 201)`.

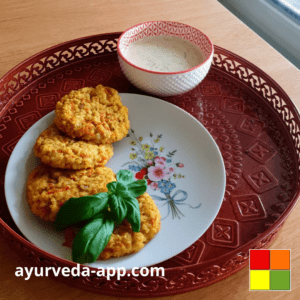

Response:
(117, 21), (214, 97)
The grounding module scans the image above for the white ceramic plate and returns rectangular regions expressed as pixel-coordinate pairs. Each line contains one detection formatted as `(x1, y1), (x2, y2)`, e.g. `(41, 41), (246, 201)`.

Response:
(5, 93), (226, 269)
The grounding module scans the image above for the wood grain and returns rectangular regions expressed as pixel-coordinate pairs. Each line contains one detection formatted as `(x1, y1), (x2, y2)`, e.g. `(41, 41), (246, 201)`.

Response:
(0, 0), (299, 299)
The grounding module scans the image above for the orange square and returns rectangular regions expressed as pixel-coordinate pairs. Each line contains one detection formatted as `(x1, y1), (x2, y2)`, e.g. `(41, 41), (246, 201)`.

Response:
(270, 250), (290, 270)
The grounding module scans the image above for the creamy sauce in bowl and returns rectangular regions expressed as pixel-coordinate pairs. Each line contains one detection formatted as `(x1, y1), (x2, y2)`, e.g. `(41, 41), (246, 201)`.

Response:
(125, 35), (204, 72)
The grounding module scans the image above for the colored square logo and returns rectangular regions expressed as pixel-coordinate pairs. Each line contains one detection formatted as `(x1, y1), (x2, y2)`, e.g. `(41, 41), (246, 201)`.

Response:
(250, 249), (291, 291)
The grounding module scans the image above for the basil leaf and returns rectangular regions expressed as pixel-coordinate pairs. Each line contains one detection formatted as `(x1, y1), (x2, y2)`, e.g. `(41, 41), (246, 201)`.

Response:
(126, 179), (147, 198)
(107, 181), (126, 196)
(116, 169), (134, 185)
(125, 197), (141, 232)
(55, 193), (109, 230)
(72, 214), (114, 264)
(109, 194), (127, 224)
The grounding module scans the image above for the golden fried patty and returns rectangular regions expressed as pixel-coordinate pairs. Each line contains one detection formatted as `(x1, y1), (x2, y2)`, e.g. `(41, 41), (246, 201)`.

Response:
(54, 85), (130, 144)
(26, 165), (116, 222)
(63, 193), (161, 260)
(99, 193), (161, 260)
(34, 123), (113, 169)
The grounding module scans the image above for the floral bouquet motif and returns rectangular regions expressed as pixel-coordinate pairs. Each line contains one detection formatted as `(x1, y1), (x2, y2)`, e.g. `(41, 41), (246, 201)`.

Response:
(122, 129), (201, 220)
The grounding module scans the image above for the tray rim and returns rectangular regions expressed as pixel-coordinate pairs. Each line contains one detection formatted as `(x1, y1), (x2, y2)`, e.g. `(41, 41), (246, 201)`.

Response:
(1, 32), (300, 296)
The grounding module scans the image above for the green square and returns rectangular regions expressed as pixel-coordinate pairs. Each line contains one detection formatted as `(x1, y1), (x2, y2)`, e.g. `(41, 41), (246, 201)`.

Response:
(270, 270), (290, 290)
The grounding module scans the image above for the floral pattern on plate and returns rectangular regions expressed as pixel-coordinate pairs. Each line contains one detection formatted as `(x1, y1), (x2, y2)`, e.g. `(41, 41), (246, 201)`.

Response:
(122, 129), (201, 220)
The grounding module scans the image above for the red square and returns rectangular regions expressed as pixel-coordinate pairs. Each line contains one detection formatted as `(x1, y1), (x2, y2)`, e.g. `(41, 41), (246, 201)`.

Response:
(250, 249), (270, 270)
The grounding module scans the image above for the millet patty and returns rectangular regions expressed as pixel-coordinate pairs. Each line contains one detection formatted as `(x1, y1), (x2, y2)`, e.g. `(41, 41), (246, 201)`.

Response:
(63, 192), (161, 260)
(34, 123), (113, 169)
(54, 85), (130, 144)
(26, 165), (116, 222)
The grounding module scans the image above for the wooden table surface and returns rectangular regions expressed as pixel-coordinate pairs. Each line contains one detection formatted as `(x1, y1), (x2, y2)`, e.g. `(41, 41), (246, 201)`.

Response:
(1, 0), (299, 299)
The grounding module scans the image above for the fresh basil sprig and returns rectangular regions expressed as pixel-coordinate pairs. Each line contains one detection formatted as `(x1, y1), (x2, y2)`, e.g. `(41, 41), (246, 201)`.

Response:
(54, 170), (147, 263)
(124, 196), (141, 232)
(106, 171), (147, 229)
(72, 212), (114, 264)
(55, 193), (109, 231)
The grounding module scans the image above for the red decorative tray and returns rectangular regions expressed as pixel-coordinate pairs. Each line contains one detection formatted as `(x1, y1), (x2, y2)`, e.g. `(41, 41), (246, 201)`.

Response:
(0, 33), (299, 297)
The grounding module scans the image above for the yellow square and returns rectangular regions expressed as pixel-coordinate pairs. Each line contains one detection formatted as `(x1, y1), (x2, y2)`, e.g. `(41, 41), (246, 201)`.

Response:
(250, 270), (270, 290)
